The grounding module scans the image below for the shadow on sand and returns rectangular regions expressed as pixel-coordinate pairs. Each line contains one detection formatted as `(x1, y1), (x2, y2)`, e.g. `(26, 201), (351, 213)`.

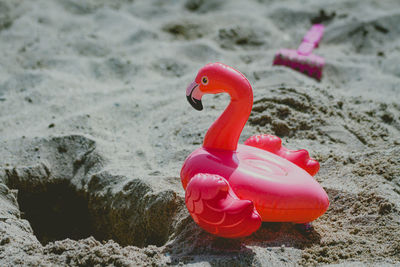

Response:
(165, 217), (321, 266)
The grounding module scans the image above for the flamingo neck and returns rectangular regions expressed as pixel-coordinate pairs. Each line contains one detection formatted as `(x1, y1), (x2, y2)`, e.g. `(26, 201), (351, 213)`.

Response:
(203, 81), (253, 151)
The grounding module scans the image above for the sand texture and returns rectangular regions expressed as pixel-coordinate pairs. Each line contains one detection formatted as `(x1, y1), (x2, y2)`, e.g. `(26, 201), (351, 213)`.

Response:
(0, 0), (399, 266)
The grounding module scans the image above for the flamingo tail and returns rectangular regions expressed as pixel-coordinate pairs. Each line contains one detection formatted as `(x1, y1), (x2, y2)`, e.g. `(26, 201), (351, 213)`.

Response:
(244, 134), (320, 176)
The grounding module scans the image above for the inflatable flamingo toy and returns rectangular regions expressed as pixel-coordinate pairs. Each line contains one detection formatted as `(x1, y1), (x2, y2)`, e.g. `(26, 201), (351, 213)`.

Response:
(181, 63), (329, 238)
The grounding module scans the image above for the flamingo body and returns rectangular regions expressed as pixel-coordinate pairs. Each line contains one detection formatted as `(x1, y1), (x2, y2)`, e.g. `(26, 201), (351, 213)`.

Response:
(181, 144), (329, 224)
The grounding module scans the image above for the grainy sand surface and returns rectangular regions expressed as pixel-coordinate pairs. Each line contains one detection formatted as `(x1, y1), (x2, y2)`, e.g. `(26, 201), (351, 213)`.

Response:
(0, 0), (399, 266)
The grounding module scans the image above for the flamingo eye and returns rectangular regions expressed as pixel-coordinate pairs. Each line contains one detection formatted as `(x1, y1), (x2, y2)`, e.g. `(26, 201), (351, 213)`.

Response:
(201, 76), (208, 85)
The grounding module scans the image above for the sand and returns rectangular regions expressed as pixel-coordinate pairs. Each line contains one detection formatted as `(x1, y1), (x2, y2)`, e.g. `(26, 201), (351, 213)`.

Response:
(0, 0), (399, 266)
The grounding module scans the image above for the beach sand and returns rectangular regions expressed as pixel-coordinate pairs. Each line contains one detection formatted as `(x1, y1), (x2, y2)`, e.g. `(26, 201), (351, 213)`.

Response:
(0, 0), (399, 265)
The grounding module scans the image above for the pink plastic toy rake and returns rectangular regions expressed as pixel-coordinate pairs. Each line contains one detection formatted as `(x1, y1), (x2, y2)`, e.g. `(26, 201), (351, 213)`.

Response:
(273, 24), (325, 80)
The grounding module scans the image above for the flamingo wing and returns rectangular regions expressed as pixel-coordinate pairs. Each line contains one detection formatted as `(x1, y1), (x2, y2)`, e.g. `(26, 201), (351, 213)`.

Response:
(185, 173), (261, 238)
(244, 134), (320, 176)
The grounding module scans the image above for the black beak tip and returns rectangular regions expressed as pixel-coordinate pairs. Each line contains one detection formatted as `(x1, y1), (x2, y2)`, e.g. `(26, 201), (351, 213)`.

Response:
(187, 95), (203, 111)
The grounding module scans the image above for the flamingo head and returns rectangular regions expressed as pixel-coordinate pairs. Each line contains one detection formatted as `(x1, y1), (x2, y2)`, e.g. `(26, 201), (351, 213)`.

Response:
(186, 63), (249, 111)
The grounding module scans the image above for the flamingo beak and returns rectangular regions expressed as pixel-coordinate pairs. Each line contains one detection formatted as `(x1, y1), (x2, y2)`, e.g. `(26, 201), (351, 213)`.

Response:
(186, 81), (204, 111)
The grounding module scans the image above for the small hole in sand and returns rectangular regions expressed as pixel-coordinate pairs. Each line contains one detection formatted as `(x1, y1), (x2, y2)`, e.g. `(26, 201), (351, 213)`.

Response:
(17, 180), (93, 245)
(11, 172), (179, 248)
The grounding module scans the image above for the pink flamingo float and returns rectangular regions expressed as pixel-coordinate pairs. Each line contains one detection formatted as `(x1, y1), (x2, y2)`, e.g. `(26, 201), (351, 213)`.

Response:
(181, 63), (329, 238)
